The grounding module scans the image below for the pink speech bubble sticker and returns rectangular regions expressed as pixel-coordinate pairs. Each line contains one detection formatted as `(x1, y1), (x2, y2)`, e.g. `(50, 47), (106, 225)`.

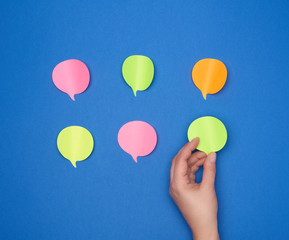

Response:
(118, 121), (157, 163)
(52, 59), (90, 101)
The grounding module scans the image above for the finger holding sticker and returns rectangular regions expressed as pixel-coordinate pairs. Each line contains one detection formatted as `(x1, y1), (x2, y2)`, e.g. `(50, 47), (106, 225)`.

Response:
(187, 116), (227, 155)
(118, 121), (157, 162)
(192, 58), (227, 100)
(52, 59), (90, 101)
(57, 126), (94, 167)
(122, 55), (154, 96)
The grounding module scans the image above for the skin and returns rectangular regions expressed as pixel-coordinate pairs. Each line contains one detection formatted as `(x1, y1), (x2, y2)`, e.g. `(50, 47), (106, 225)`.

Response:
(169, 137), (219, 240)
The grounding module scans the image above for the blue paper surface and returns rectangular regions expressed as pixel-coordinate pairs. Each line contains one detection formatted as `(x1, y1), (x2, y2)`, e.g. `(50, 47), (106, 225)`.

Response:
(0, 0), (289, 239)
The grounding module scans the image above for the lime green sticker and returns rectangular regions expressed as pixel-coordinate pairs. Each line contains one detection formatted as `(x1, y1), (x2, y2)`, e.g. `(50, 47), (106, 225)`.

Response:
(57, 126), (94, 168)
(122, 55), (154, 96)
(187, 116), (227, 155)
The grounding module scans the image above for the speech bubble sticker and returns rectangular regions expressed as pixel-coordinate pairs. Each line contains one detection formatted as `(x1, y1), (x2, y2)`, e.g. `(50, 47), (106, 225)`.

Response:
(122, 55), (154, 96)
(187, 116), (227, 155)
(57, 126), (94, 168)
(52, 59), (90, 101)
(192, 58), (227, 100)
(118, 121), (157, 162)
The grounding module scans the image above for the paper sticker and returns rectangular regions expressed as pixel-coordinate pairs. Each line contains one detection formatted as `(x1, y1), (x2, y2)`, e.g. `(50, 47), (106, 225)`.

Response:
(122, 55), (154, 96)
(192, 58), (227, 100)
(52, 59), (90, 101)
(57, 126), (94, 167)
(118, 121), (157, 162)
(187, 116), (227, 154)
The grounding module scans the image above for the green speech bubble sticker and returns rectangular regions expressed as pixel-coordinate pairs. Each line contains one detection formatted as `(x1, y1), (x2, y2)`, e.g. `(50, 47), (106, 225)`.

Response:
(57, 126), (94, 168)
(122, 55), (154, 96)
(187, 116), (227, 155)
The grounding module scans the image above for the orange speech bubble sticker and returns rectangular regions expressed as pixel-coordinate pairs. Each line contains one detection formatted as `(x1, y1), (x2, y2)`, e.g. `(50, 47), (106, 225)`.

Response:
(192, 58), (227, 100)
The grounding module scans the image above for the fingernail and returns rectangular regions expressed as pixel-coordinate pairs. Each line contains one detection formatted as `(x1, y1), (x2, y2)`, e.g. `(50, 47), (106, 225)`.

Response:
(208, 152), (216, 163)
(191, 137), (199, 142)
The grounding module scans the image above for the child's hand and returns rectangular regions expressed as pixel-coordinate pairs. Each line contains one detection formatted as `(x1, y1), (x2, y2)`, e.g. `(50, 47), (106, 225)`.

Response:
(169, 138), (219, 240)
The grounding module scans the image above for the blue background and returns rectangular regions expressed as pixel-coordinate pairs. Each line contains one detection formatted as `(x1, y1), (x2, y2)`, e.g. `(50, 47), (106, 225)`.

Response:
(1, 0), (289, 239)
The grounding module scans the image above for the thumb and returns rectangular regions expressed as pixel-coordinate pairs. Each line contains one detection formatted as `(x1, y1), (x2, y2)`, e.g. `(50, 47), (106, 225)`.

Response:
(201, 152), (217, 189)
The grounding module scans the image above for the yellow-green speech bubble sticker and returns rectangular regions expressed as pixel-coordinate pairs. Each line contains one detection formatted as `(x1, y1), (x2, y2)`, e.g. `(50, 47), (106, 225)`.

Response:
(122, 55), (154, 96)
(57, 126), (94, 168)
(187, 116), (227, 155)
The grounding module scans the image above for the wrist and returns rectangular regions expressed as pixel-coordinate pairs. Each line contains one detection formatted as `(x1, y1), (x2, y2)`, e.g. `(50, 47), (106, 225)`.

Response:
(191, 220), (219, 240)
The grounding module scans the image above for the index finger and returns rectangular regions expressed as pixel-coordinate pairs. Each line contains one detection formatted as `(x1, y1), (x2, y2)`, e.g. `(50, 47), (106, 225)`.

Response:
(174, 137), (200, 180)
